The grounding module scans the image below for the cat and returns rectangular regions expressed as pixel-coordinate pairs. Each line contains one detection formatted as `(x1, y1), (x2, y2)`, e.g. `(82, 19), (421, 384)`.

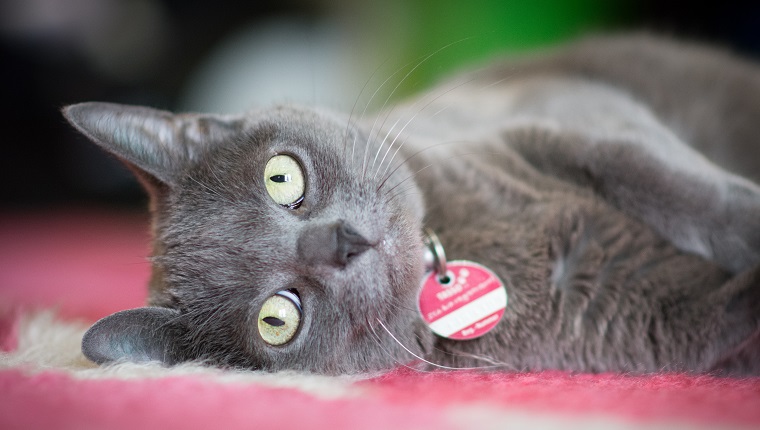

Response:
(64, 33), (760, 375)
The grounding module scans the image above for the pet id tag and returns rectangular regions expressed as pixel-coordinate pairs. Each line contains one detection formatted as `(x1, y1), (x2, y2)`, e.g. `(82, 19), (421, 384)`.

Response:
(419, 230), (508, 340)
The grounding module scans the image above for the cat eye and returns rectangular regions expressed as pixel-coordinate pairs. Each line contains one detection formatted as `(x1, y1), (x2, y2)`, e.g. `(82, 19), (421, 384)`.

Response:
(257, 290), (302, 346)
(264, 155), (305, 209)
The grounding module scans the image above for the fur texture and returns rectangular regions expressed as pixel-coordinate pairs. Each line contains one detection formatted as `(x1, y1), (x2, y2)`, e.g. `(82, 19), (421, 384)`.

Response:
(63, 33), (760, 375)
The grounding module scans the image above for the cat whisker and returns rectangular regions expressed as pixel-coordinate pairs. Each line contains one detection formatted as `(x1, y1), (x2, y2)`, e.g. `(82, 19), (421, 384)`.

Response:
(188, 306), (227, 338)
(375, 140), (463, 193)
(208, 165), (244, 199)
(373, 318), (501, 371)
(375, 300), (513, 368)
(374, 76), (516, 189)
(382, 148), (481, 198)
(187, 175), (231, 204)
(385, 183), (423, 206)
(370, 302), (514, 370)
(362, 38), (473, 181)
(442, 347), (515, 368)
(370, 77), (475, 182)
(155, 312), (187, 334)
(355, 58), (424, 177)
(384, 149), (515, 203)
(183, 289), (242, 330)
(367, 319), (431, 373)
(343, 57), (392, 167)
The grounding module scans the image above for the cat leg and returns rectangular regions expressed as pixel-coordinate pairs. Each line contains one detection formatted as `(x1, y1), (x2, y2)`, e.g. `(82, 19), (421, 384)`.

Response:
(591, 141), (760, 274)
(508, 128), (760, 274)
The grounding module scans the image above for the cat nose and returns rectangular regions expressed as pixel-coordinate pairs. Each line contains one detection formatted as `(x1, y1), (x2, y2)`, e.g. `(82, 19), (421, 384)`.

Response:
(297, 220), (372, 268)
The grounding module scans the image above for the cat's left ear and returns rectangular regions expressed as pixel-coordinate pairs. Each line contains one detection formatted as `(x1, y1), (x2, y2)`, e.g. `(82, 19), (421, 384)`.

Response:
(62, 102), (244, 187)
(82, 307), (188, 365)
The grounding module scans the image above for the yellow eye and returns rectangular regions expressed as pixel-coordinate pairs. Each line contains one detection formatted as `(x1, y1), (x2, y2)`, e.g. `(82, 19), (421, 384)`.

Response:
(264, 155), (305, 208)
(257, 291), (301, 346)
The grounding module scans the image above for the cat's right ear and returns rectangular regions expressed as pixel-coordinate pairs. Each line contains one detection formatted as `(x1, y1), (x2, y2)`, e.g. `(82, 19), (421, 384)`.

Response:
(62, 102), (243, 189)
(82, 307), (187, 365)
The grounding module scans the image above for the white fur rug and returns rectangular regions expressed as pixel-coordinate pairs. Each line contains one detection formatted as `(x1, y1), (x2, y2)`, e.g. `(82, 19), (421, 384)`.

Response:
(2, 311), (759, 430)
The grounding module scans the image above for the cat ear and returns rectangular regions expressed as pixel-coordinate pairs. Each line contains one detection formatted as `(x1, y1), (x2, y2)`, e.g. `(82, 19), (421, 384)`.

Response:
(62, 102), (243, 187)
(81, 307), (187, 365)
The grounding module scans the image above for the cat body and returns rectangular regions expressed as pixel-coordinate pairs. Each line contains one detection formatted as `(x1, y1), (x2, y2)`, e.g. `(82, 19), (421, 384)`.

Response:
(65, 33), (760, 375)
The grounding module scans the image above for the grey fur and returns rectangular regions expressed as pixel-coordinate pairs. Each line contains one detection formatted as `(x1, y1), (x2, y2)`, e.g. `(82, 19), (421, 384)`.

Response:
(65, 33), (760, 375)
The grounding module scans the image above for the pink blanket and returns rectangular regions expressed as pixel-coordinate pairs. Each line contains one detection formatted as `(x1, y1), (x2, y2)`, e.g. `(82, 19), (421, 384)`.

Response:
(2, 210), (759, 429)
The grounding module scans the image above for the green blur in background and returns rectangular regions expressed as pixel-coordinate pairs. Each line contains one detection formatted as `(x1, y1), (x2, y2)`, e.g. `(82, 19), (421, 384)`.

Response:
(181, 0), (637, 115)
(361, 0), (633, 99)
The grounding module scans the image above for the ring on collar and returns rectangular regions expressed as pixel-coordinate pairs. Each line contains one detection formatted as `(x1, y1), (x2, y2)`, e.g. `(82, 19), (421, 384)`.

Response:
(423, 228), (448, 283)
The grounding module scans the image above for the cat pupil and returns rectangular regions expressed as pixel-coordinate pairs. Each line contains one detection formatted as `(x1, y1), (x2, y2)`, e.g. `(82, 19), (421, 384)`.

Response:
(262, 316), (285, 327)
(270, 174), (290, 183)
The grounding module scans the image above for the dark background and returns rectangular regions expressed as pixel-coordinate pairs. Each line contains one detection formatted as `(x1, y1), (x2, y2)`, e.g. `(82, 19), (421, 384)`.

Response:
(2, 0), (759, 210)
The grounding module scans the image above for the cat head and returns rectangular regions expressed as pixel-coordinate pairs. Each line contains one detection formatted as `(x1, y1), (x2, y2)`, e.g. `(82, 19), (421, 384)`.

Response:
(64, 102), (432, 374)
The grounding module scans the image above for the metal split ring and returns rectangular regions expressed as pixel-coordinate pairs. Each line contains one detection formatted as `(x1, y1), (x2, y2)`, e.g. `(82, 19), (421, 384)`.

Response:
(423, 228), (448, 282)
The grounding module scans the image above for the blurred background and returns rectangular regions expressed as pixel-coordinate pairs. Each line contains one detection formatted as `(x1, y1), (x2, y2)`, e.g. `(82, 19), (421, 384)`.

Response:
(2, 0), (759, 210)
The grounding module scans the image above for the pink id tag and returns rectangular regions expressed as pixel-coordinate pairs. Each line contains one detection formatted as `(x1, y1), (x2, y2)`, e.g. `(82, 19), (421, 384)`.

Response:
(418, 261), (508, 340)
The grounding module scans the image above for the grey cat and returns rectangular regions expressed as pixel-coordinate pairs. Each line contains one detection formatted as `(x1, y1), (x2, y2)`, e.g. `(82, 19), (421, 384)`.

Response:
(64, 33), (760, 375)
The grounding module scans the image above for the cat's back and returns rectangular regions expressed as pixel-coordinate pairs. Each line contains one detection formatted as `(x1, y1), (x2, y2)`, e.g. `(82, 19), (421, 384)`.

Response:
(385, 33), (760, 182)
